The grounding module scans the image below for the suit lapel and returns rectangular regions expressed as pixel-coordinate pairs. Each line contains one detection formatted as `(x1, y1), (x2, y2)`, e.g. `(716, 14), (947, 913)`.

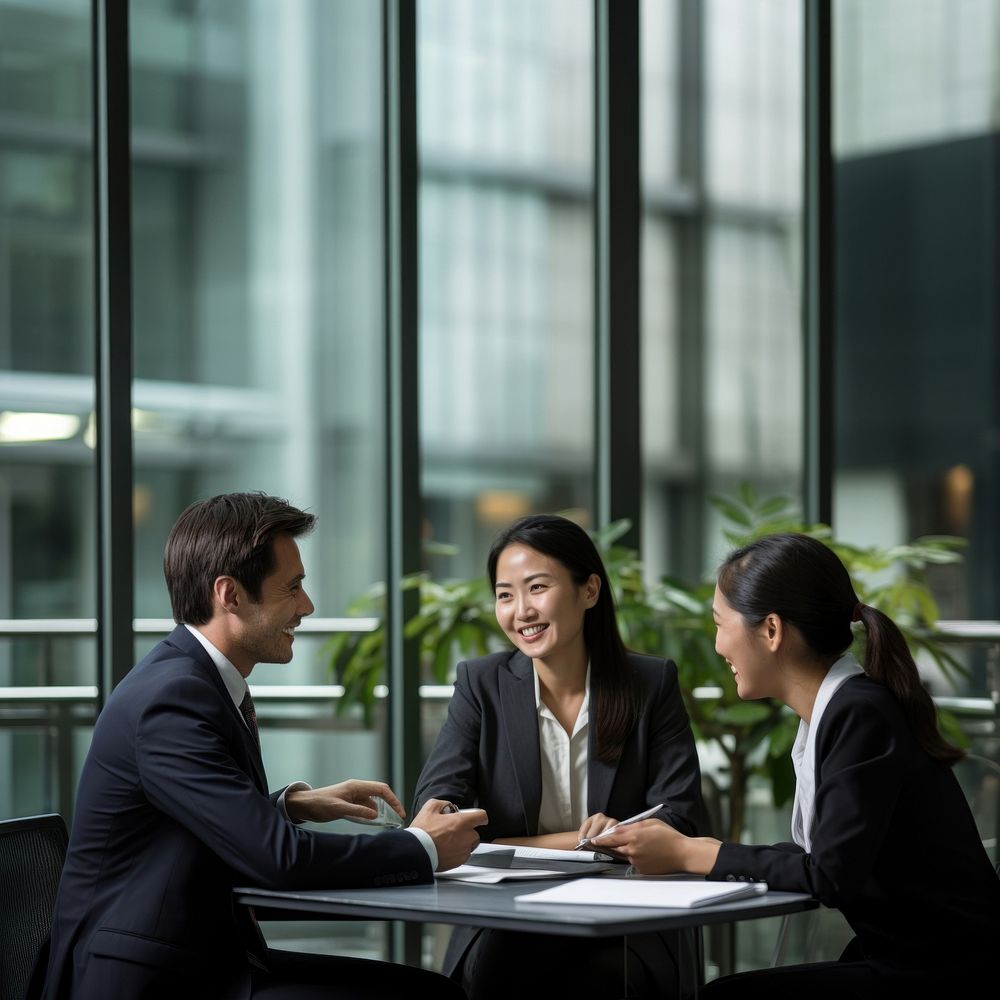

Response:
(499, 652), (543, 834)
(163, 625), (269, 794)
(587, 692), (619, 814)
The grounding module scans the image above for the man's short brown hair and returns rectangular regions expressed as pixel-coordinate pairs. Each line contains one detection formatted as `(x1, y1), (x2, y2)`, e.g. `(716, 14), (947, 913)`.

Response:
(164, 492), (316, 624)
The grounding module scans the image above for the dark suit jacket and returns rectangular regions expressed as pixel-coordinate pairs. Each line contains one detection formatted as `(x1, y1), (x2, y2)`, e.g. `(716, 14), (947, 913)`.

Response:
(40, 625), (431, 1000)
(712, 675), (1000, 970)
(414, 648), (706, 974)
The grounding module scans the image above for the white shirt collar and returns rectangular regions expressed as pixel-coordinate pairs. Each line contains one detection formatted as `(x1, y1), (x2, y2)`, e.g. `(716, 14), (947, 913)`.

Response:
(532, 662), (591, 733)
(184, 623), (249, 713)
(790, 652), (865, 850)
(533, 663), (590, 833)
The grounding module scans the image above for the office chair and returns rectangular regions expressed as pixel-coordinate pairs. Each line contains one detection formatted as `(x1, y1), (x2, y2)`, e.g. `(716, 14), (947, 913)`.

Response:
(0, 813), (68, 1000)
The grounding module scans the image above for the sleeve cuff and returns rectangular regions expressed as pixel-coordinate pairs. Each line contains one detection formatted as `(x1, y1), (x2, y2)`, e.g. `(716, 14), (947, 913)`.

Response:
(277, 780), (312, 823)
(404, 826), (439, 872)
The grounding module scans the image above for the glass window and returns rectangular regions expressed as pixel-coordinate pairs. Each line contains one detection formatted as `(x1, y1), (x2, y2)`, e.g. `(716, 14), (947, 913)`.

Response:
(641, 0), (804, 581)
(834, 0), (1000, 158)
(130, 0), (387, 628)
(129, 0), (390, 960)
(0, 0), (96, 821)
(832, 0), (1000, 633)
(418, 0), (595, 579)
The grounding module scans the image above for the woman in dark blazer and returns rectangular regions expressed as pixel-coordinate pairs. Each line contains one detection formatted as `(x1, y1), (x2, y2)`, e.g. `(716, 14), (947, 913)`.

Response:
(414, 513), (706, 1000)
(597, 532), (1000, 998)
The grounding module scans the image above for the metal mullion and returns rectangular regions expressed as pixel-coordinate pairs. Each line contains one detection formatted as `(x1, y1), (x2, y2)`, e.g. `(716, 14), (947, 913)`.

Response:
(382, 0), (422, 968)
(803, 0), (834, 525)
(594, 0), (641, 547)
(92, 0), (134, 708)
(672, 0), (707, 582)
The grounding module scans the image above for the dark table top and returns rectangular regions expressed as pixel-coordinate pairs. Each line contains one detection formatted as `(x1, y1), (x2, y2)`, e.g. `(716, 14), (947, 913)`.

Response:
(235, 877), (818, 938)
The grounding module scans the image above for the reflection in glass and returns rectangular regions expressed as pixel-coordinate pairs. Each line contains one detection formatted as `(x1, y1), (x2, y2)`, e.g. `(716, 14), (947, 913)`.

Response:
(129, 0), (386, 635)
(833, 0), (1000, 633)
(128, 0), (390, 960)
(640, 0), (803, 581)
(0, 0), (95, 822)
(418, 0), (595, 580)
(834, 0), (1000, 158)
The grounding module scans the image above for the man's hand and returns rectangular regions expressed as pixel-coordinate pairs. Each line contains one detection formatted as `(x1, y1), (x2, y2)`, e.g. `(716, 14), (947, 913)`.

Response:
(284, 780), (405, 825)
(409, 799), (487, 871)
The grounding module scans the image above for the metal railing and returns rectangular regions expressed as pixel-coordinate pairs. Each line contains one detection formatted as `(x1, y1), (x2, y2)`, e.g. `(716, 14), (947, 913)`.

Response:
(3, 616), (999, 971)
(3, 618), (999, 823)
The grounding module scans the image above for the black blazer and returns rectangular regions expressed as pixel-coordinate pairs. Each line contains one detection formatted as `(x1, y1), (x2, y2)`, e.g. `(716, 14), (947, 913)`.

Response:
(414, 648), (706, 975)
(712, 675), (1000, 970)
(40, 626), (432, 1000)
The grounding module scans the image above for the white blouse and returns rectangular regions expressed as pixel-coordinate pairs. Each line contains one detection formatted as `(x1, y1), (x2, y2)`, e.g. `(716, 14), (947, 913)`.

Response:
(790, 652), (865, 851)
(534, 665), (590, 834)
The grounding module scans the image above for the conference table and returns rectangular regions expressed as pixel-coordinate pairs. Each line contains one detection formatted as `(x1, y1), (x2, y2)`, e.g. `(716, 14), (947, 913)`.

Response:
(234, 877), (817, 997)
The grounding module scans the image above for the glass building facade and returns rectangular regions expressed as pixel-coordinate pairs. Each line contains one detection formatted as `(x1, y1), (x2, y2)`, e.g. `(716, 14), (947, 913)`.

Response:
(1, 0), (998, 976)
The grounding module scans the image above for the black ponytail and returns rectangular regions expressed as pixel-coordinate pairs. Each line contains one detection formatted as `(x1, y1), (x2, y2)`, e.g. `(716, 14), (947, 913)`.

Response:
(718, 533), (963, 767)
(857, 603), (963, 765)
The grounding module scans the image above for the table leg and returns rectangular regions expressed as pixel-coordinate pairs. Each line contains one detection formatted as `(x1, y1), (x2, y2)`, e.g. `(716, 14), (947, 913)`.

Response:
(623, 934), (629, 997)
(679, 926), (704, 999)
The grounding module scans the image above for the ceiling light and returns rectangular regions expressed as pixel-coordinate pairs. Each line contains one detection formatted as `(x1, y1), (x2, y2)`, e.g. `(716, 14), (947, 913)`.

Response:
(0, 411), (81, 443)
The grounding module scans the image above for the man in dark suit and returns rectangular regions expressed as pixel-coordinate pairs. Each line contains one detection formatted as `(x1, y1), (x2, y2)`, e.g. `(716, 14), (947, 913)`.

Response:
(38, 492), (484, 1000)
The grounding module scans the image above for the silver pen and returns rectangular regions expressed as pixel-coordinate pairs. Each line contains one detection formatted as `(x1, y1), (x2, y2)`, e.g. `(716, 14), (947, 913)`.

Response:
(576, 803), (664, 850)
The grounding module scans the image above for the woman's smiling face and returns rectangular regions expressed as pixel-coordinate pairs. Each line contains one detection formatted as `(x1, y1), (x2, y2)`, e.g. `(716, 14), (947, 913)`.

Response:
(713, 584), (774, 700)
(493, 543), (598, 668)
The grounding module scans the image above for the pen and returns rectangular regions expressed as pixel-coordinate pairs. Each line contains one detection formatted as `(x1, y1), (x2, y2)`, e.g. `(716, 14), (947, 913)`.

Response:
(576, 803), (664, 849)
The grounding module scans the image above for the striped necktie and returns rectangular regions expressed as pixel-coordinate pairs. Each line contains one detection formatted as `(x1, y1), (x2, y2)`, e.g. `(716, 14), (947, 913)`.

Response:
(239, 690), (260, 750)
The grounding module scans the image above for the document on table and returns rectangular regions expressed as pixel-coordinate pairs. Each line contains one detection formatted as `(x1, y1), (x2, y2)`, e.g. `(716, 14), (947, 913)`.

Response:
(436, 864), (579, 884)
(466, 843), (622, 873)
(515, 877), (768, 908)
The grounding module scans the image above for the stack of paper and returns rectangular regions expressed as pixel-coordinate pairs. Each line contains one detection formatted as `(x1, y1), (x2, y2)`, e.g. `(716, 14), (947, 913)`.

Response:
(436, 864), (577, 884)
(466, 843), (622, 872)
(514, 877), (768, 908)
(436, 843), (623, 882)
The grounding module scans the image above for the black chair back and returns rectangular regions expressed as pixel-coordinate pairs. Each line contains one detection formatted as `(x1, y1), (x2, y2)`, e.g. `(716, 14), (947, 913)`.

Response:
(0, 813), (68, 1000)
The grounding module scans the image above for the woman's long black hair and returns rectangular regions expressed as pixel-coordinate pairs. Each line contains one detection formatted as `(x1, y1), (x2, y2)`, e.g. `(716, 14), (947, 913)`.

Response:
(487, 514), (640, 762)
(717, 532), (963, 766)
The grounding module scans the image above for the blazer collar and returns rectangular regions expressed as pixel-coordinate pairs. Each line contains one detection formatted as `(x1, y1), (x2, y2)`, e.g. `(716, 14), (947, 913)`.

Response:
(498, 650), (543, 833)
(498, 650), (622, 828)
(162, 624), (268, 792)
(587, 702), (619, 814)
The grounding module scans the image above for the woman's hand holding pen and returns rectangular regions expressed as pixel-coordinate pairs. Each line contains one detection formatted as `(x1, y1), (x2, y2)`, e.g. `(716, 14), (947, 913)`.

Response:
(577, 804), (665, 850)
(589, 819), (674, 872)
(593, 820), (722, 876)
(577, 813), (620, 845)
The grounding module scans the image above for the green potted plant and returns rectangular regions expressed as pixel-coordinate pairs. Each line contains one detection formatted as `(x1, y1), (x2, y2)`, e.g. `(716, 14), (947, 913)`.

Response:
(324, 485), (966, 842)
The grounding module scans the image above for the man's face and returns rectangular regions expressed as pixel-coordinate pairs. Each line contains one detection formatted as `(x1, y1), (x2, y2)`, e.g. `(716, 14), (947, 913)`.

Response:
(231, 534), (315, 671)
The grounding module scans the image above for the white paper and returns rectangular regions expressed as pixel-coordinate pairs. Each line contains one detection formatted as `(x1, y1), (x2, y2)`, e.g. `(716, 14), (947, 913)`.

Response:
(471, 843), (614, 864)
(436, 865), (574, 883)
(515, 877), (768, 908)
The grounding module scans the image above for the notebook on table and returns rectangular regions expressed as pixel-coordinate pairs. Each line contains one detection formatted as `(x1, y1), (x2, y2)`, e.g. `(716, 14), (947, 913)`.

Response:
(514, 876), (768, 908)
(463, 842), (624, 874)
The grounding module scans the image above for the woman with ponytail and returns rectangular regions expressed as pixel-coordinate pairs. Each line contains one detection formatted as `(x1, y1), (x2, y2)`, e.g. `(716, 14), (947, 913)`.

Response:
(596, 532), (1000, 998)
